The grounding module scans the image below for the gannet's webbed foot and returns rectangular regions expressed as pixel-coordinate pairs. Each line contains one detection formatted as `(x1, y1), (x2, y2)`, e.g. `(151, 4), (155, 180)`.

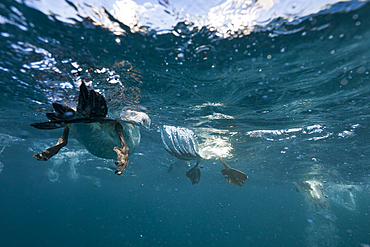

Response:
(33, 127), (69, 161)
(186, 161), (201, 185)
(114, 122), (129, 175)
(220, 157), (248, 187)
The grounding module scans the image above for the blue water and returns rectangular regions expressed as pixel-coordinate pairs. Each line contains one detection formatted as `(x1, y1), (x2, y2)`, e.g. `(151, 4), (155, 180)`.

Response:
(1, 0), (370, 246)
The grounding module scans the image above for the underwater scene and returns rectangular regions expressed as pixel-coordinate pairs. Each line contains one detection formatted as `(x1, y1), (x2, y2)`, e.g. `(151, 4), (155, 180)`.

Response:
(1, 0), (370, 246)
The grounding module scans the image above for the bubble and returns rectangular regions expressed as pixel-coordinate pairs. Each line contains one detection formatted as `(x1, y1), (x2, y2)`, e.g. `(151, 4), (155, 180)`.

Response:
(357, 66), (366, 74)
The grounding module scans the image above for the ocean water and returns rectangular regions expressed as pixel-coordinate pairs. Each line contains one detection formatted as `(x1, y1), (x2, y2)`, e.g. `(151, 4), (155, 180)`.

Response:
(1, 0), (370, 246)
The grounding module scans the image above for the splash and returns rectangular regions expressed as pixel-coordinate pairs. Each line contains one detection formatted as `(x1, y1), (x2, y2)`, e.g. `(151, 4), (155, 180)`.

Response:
(295, 179), (362, 211)
(296, 179), (364, 246)
(326, 184), (362, 211)
(295, 180), (328, 209)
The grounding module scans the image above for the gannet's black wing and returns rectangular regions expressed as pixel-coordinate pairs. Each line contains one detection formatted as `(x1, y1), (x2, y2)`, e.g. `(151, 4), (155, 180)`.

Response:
(31, 82), (108, 129)
(31, 117), (111, 129)
(77, 82), (107, 118)
(45, 103), (76, 121)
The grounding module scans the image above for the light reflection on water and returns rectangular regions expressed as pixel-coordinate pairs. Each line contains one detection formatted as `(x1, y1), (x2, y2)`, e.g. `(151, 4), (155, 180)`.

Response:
(24, 0), (367, 38)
